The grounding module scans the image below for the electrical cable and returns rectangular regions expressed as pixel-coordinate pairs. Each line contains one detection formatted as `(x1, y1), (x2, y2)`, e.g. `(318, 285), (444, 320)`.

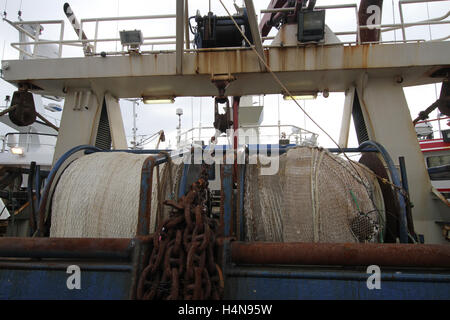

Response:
(426, 1), (441, 137)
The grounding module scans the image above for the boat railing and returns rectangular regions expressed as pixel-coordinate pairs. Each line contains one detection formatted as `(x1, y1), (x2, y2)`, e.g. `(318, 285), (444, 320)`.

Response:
(262, 0), (450, 44)
(176, 124), (319, 149)
(3, 0), (449, 59)
(415, 116), (450, 139)
(0, 132), (58, 153)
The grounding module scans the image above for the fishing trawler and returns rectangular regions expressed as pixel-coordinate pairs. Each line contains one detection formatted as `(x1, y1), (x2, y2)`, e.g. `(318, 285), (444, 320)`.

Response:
(416, 117), (450, 200)
(0, 0), (448, 300)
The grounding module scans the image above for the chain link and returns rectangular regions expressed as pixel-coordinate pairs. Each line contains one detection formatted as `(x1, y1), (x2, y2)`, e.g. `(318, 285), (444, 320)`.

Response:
(137, 163), (222, 300)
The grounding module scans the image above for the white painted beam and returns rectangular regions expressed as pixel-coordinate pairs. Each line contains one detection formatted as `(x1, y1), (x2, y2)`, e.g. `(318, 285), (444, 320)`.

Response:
(176, 0), (184, 75)
(339, 86), (355, 148)
(243, 0), (266, 71)
(356, 77), (449, 244)
(104, 93), (128, 149)
(2, 42), (449, 98)
(52, 90), (101, 163)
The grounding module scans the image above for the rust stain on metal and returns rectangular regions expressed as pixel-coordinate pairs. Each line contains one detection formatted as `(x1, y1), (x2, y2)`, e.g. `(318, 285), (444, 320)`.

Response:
(362, 44), (369, 69)
(279, 47), (287, 71)
(231, 242), (450, 268)
(195, 52), (200, 74)
(0, 237), (134, 259)
(264, 49), (270, 69)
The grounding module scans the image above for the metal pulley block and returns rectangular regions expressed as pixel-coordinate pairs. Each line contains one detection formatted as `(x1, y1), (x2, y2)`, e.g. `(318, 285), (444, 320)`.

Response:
(9, 90), (37, 126)
(213, 97), (233, 134)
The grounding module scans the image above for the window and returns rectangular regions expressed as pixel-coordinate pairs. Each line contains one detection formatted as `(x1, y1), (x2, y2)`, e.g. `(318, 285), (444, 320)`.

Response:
(426, 155), (450, 168)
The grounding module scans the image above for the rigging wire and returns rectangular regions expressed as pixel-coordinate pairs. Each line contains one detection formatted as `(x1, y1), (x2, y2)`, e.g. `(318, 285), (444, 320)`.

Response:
(115, 0), (120, 52)
(1, 39), (5, 62)
(217, 0), (367, 181)
(2, 0), (7, 18)
(392, 0), (396, 42)
(18, 0), (22, 17)
(426, 1), (441, 137)
(1, 39), (5, 78)
(217, 0), (411, 206)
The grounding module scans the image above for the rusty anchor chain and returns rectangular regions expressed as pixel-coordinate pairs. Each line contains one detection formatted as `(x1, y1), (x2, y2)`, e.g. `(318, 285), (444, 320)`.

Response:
(136, 164), (222, 300)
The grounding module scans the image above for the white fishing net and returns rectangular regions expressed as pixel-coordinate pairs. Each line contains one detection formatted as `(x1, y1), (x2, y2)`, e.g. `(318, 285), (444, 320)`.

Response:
(244, 147), (385, 243)
(50, 152), (181, 238)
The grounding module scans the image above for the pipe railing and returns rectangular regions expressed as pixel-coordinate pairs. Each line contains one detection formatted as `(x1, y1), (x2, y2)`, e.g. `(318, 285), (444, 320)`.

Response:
(5, 19), (65, 58)
(399, 0), (450, 42)
(1, 132), (58, 153)
(260, 1), (449, 45)
(79, 14), (177, 54)
(175, 124), (318, 149)
(5, 1), (450, 59)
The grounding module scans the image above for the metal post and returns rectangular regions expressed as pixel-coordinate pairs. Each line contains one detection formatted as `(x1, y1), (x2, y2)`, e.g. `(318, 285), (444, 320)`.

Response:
(221, 165), (234, 237)
(32, 23), (40, 58)
(132, 100), (137, 149)
(184, 0), (190, 50)
(58, 21), (64, 58)
(232, 96), (240, 184)
(176, 0), (184, 74)
(243, 0), (266, 71)
(399, 156), (418, 242)
(339, 86), (355, 148)
(94, 20), (99, 54)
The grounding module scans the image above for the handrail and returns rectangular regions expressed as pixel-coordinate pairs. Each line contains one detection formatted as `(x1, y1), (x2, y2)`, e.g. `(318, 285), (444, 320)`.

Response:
(1, 132), (58, 153)
(399, 0), (450, 42)
(5, 1), (450, 59)
(175, 124), (319, 149)
(79, 14), (176, 54)
(4, 18), (65, 58)
(260, 1), (449, 45)
(260, 3), (361, 44)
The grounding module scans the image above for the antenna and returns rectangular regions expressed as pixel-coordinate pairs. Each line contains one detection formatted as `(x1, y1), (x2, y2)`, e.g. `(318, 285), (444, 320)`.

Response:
(1, 39), (5, 61)
(2, 0), (7, 18)
(176, 108), (183, 146)
(18, 0), (22, 18)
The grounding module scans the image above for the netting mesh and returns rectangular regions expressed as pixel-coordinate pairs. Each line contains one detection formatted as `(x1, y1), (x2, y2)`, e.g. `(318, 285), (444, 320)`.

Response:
(244, 147), (385, 243)
(50, 153), (181, 238)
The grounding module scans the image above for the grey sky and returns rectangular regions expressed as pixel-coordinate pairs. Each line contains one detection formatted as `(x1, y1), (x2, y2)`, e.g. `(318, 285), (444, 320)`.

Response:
(0, 0), (448, 148)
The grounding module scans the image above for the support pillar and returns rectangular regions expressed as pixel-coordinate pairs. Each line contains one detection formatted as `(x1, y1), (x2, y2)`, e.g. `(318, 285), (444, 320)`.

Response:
(339, 86), (355, 148)
(53, 90), (127, 164)
(356, 77), (448, 244)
